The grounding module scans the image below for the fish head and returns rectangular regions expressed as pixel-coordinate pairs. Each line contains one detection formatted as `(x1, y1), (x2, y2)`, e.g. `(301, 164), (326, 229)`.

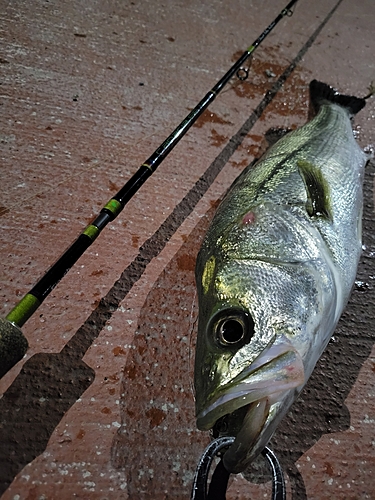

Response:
(194, 248), (335, 473)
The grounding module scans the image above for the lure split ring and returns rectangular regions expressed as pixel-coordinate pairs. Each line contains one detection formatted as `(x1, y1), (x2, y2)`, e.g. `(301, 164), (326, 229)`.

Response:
(191, 437), (286, 500)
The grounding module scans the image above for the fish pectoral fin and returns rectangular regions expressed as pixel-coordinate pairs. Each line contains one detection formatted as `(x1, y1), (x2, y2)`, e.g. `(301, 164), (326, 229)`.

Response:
(297, 159), (332, 221)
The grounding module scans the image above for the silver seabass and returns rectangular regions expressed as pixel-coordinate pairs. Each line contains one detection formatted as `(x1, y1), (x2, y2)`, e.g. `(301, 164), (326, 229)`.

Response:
(194, 80), (368, 473)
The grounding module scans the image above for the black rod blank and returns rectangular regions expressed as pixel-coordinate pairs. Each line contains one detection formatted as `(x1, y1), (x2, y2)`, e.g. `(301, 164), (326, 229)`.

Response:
(1, 0), (299, 377)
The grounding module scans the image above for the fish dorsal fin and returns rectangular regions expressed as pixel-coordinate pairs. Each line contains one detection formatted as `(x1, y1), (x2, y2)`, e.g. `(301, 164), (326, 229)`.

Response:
(298, 160), (332, 220)
(309, 80), (366, 116)
(264, 127), (292, 148)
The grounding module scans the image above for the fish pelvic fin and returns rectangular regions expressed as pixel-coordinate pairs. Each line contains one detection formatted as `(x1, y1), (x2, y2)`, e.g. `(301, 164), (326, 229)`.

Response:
(309, 79), (366, 116)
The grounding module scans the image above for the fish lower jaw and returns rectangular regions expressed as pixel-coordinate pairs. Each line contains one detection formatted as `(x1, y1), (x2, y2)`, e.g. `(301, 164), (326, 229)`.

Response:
(199, 395), (281, 474)
(220, 385), (304, 473)
(195, 391), (287, 474)
(222, 397), (271, 473)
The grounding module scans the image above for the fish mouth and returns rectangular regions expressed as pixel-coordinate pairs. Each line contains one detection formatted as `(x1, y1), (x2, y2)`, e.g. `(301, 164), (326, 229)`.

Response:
(196, 338), (305, 473)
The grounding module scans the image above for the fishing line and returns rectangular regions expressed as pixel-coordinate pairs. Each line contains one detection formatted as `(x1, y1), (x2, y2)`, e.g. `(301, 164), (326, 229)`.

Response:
(0, 0), (299, 378)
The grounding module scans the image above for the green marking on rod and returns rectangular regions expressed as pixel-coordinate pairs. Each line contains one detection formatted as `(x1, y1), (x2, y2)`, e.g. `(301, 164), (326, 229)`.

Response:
(104, 198), (122, 217)
(247, 44), (255, 54)
(83, 224), (100, 241)
(6, 293), (41, 328)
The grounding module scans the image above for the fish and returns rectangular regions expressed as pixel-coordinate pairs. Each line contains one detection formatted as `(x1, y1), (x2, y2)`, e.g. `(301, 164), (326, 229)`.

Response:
(194, 80), (368, 474)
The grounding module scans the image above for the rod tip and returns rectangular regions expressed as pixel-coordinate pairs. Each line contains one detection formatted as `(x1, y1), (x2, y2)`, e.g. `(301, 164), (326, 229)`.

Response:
(0, 318), (28, 378)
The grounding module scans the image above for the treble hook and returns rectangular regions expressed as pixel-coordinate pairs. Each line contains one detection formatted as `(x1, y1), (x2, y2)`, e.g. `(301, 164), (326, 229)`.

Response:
(191, 437), (286, 500)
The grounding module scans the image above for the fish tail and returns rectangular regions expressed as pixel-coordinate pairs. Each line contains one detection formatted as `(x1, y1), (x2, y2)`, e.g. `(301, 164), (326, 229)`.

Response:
(309, 80), (366, 115)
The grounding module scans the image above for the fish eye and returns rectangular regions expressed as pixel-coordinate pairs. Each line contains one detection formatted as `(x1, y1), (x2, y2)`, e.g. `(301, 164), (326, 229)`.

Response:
(218, 319), (245, 344)
(213, 310), (254, 348)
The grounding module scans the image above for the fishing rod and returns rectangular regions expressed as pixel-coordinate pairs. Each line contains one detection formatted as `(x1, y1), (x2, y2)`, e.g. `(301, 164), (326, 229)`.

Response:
(0, 0), (299, 378)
